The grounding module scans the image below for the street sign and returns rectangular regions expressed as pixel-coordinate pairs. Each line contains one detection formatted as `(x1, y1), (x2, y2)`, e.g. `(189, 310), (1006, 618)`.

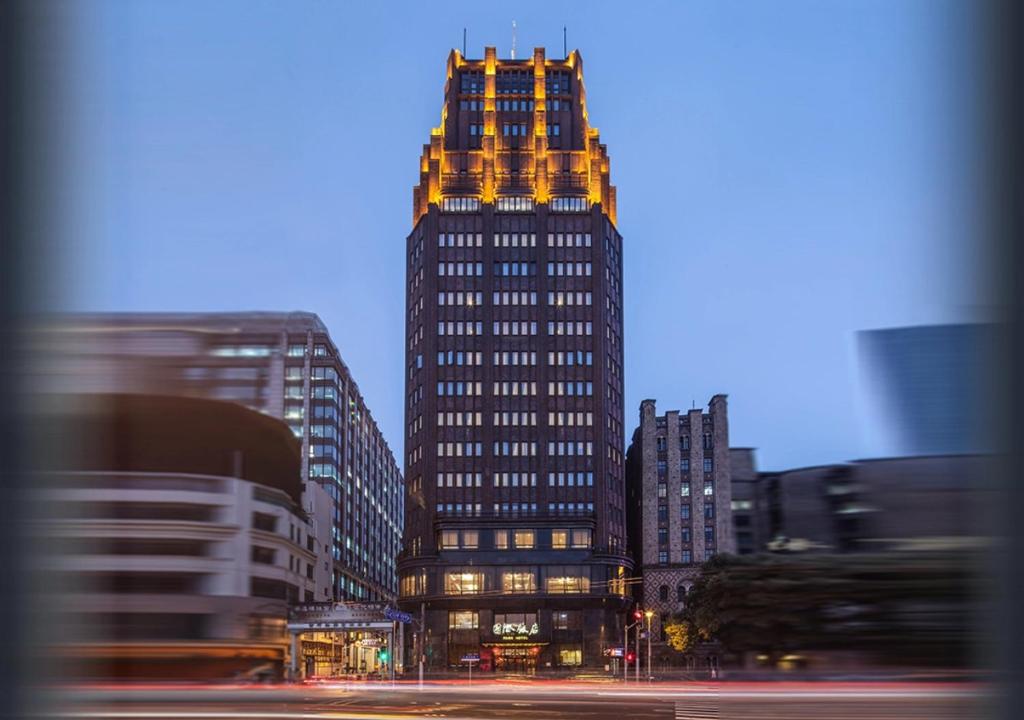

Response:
(383, 607), (413, 624)
(460, 653), (480, 663)
(604, 647), (624, 658)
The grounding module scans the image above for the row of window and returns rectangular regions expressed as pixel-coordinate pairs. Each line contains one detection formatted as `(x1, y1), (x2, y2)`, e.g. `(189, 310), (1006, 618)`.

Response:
(656, 503), (716, 521)
(439, 528), (592, 552)
(438, 262), (484, 276)
(437, 196), (590, 213)
(437, 442), (484, 458)
(434, 502), (595, 516)
(657, 458), (715, 472)
(437, 381), (484, 396)
(438, 291), (483, 306)
(435, 232), (592, 248)
(437, 351), (484, 366)
(657, 549), (714, 564)
(657, 481), (715, 497)
(657, 526), (715, 546)
(656, 434), (714, 452)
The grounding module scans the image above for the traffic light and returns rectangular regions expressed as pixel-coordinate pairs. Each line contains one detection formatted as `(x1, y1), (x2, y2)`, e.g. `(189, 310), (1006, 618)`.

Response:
(378, 648), (390, 663)
(626, 651), (636, 664)
(633, 607), (643, 621)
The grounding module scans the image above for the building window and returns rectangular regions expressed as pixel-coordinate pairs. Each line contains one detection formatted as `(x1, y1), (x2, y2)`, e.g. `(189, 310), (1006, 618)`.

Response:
(656, 437), (666, 452)
(494, 530), (509, 550)
(553, 611), (570, 630)
(681, 504), (691, 520)
(514, 530), (535, 549)
(704, 458), (713, 472)
(658, 528), (668, 546)
(444, 570), (484, 595)
(400, 571), (426, 597)
(571, 529), (591, 549)
(657, 483), (667, 498)
(658, 505), (668, 522)
(705, 503), (715, 519)
(681, 550), (692, 564)
(659, 585), (669, 602)
(681, 528), (691, 543)
(251, 546), (275, 565)
(501, 570), (537, 594)
(439, 530), (459, 549)
(680, 459), (690, 472)
(449, 611), (479, 629)
(546, 567), (591, 594)
(680, 436), (690, 451)
(658, 551), (668, 564)
(462, 530), (479, 549)
(558, 648), (582, 666)
(677, 585), (687, 602)
(551, 529), (568, 549)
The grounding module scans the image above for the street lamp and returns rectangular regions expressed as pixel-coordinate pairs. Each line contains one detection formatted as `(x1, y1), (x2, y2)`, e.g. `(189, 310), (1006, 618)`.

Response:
(644, 610), (653, 682)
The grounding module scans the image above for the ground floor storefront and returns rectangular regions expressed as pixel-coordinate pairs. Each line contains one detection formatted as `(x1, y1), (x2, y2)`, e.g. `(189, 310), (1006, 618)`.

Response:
(402, 600), (631, 673)
(300, 630), (391, 677)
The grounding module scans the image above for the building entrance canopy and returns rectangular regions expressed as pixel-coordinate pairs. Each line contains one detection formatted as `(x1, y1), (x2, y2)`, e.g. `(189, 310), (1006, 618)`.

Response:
(287, 603), (396, 633)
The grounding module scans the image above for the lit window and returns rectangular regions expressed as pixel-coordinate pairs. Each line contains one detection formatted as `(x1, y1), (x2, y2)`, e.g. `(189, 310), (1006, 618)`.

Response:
(514, 530), (535, 549)
(501, 570), (537, 593)
(494, 530), (509, 550)
(570, 529), (591, 549)
(551, 529), (568, 549)
(444, 571), (483, 595)
(449, 611), (478, 629)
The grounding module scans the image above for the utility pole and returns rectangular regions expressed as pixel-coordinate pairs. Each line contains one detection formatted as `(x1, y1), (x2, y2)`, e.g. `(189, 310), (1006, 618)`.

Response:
(622, 619), (630, 683)
(417, 601), (425, 690)
(645, 611), (653, 683)
(635, 622), (641, 683)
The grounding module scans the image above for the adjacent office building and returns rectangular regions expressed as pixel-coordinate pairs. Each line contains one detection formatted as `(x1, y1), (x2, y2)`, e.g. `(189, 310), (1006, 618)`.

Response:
(36, 312), (403, 605)
(728, 448), (767, 555)
(625, 397), (735, 640)
(37, 394), (323, 679)
(398, 47), (631, 672)
(858, 323), (995, 456)
(758, 454), (993, 554)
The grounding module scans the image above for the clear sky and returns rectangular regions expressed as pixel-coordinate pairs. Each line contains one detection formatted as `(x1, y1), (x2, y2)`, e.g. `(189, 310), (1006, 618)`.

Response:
(59, 0), (984, 471)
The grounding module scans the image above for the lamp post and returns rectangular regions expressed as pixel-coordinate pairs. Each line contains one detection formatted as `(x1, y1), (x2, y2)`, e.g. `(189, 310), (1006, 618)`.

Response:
(644, 610), (653, 682)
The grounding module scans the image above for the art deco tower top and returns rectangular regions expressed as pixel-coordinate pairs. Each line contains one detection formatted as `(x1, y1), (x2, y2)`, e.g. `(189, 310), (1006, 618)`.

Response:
(412, 47), (616, 224)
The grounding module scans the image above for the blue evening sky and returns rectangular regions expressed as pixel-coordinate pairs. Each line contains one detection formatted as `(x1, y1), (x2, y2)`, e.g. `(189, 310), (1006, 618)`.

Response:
(60, 1), (983, 470)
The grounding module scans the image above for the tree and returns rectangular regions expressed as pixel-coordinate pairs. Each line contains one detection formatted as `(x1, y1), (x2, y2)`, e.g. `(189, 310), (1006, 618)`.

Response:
(662, 615), (695, 653)
(674, 551), (979, 667)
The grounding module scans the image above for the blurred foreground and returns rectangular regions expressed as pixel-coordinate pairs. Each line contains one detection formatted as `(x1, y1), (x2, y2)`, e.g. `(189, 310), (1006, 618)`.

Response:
(49, 681), (989, 720)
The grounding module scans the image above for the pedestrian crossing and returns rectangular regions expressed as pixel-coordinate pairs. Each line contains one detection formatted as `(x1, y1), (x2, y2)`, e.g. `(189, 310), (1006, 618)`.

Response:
(675, 697), (719, 719)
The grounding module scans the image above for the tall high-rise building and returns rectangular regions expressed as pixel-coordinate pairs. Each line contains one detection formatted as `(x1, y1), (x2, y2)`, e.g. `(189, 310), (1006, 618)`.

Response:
(398, 47), (630, 672)
(36, 311), (403, 605)
(625, 397), (735, 641)
(858, 323), (995, 456)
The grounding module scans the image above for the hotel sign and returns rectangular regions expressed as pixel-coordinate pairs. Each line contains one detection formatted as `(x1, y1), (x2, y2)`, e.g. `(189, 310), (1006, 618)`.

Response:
(492, 621), (540, 641)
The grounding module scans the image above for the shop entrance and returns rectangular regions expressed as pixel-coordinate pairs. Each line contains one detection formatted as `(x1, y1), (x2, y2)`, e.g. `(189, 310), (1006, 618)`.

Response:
(492, 646), (539, 674)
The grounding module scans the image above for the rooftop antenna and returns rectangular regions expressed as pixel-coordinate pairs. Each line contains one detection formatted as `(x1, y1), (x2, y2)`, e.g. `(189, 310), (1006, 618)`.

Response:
(462, 28), (467, 56)
(511, 20), (517, 59)
(563, 26), (567, 59)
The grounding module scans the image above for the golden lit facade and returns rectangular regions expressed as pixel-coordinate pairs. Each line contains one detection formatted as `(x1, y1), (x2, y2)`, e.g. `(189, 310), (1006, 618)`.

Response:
(412, 47), (616, 224)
